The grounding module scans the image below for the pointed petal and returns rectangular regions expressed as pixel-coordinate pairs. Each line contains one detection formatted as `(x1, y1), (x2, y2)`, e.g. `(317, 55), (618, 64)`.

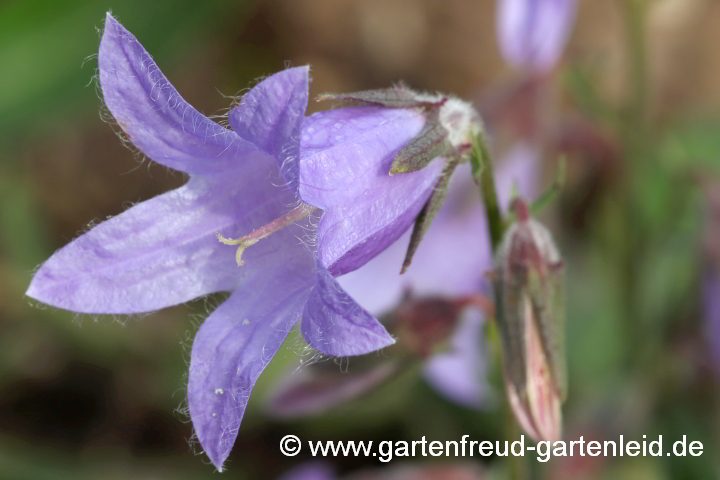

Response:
(188, 267), (315, 471)
(229, 67), (309, 194)
(27, 154), (305, 313)
(401, 157), (459, 273)
(299, 107), (443, 275)
(99, 14), (261, 175)
(302, 265), (395, 356)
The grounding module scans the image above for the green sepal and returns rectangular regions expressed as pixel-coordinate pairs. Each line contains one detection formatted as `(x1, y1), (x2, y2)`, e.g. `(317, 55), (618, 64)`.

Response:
(493, 267), (530, 398)
(316, 86), (442, 109)
(391, 110), (452, 175)
(400, 157), (460, 274)
(527, 261), (567, 400)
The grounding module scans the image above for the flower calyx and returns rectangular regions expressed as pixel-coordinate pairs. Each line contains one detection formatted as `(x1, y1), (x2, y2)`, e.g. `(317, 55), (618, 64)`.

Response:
(318, 84), (486, 274)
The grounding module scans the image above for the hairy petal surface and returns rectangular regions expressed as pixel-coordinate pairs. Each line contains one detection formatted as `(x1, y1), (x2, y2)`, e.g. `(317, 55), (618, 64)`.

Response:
(497, 0), (577, 73)
(99, 14), (263, 175)
(27, 154), (302, 313)
(302, 265), (394, 356)
(299, 107), (443, 275)
(229, 67), (309, 194)
(188, 256), (315, 471)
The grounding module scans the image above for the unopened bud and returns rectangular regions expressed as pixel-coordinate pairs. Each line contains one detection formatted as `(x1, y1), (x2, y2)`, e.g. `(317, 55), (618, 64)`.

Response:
(492, 198), (566, 442)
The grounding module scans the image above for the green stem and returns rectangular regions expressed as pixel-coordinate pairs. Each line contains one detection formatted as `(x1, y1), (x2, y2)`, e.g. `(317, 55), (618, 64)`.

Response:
(470, 132), (505, 252)
(471, 132), (528, 480)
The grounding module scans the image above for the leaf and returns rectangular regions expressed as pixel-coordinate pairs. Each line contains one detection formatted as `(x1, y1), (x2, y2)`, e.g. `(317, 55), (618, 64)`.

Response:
(400, 157), (460, 274)
(530, 156), (566, 216)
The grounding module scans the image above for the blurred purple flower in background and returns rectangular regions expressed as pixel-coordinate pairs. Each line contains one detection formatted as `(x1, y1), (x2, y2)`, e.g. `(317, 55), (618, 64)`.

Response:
(26, 15), (456, 471)
(705, 272), (720, 373)
(704, 183), (720, 374)
(497, 0), (577, 73)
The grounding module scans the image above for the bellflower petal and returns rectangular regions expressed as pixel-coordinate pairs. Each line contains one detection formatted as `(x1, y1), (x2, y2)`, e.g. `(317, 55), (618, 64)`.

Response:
(188, 263), (314, 471)
(99, 14), (264, 175)
(29, 16), (323, 470)
(229, 68), (309, 193)
(33, 14), (491, 470)
(497, 0), (577, 73)
(299, 107), (443, 274)
(26, 155), (300, 314)
(302, 264), (395, 356)
(28, 178), (233, 313)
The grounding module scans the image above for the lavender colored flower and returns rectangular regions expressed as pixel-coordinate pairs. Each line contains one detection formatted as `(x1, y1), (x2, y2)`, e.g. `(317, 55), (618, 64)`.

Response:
(25, 15), (451, 471)
(497, 0), (578, 73)
(339, 143), (539, 407)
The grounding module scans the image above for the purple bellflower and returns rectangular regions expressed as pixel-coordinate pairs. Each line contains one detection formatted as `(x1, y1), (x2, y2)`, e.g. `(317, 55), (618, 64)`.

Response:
(25, 15), (484, 471)
(497, 0), (578, 73)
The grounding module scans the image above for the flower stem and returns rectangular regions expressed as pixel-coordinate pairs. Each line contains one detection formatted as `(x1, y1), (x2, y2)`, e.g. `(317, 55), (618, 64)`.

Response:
(470, 132), (528, 480)
(470, 132), (505, 252)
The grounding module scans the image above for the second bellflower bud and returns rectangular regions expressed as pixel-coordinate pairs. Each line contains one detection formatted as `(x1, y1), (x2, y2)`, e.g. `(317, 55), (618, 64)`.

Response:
(492, 199), (567, 442)
(497, 0), (578, 73)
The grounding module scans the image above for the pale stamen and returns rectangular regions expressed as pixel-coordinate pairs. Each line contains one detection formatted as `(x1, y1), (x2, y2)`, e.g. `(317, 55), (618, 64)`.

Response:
(217, 203), (317, 266)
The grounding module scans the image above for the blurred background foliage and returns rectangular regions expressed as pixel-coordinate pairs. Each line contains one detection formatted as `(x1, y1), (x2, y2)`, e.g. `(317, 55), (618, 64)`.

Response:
(1, 0), (720, 479)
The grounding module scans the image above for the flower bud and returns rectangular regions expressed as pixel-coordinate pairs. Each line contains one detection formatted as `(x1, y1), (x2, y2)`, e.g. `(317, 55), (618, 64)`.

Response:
(497, 0), (578, 74)
(492, 199), (566, 442)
